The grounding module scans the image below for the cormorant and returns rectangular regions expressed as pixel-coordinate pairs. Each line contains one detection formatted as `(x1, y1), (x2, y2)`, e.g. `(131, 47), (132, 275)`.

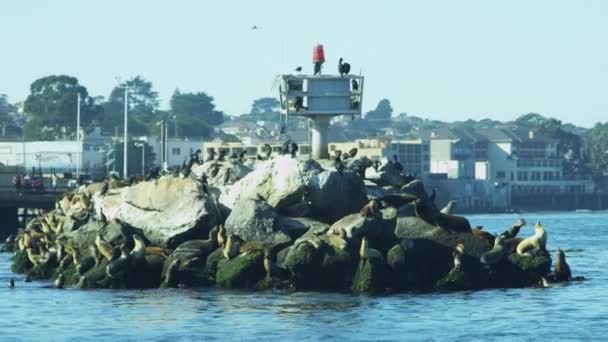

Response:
(352, 79), (359, 91)
(264, 143), (272, 160)
(348, 148), (358, 158)
(224, 168), (231, 185)
(294, 97), (304, 111)
(218, 150), (228, 162)
(191, 149), (201, 164)
(295, 66), (302, 72)
(100, 180), (109, 195)
(281, 140), (291, 155)
(211, 164), (220, 178)
(392, 154), (403, 172)
(207, 149), (216, 162)
(229, 152), (238, 160)
(238, 150), (247, 163)
(338, 58), (351, 77)
(290, 142), (299, 158)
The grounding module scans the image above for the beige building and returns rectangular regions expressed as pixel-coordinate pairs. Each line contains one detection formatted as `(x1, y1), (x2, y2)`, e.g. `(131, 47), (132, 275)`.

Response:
(329, 138), (429, 175)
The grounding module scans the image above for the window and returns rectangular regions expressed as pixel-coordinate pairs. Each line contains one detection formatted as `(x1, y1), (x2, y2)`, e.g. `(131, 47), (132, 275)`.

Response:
(172, 147), (181, 155)
(496, 171), (506, 179)
(531, 171), (541, 181)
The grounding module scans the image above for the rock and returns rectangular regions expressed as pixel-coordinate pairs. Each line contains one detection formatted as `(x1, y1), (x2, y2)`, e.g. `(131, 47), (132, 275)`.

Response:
(328, 211), (396, 252)
(224, 197), (292, 246)
(351, 256), (386, 294)
(222, 155), (323, 210)
(95, 176), (222, 249)
(278, 216), (328, 242)
(365, 158), (406, 187)
(309, 170), (368, 222)
(203, 248), (225, 283)
(435, 268), (473, 291)
(60, 219), (137, 253)
(191, 160), (253, 197)
(216, 250), (265, 288)
(488, 250), (552, 288)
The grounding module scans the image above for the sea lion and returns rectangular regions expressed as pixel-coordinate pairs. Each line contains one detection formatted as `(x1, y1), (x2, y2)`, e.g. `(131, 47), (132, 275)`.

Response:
(499, 219), (526, 239)
(145, 246), (167, 257)
(239, 241), (264, 255)
(76, 275), (89, 289)
(471, 225), (495, 246)
(95, 234), (115, 262)
(106, 243), (131, 279)
(324, 228), (348, 251)
(223, 235), (241, 260)
(480, 235), (507, 265)
(172, 226), (219, 263)
(217, 225), (227, 248)
(162, 258), (181, 288)
(440, 200), (457, 215)
(263, 249), (290, 280)
(435, 212), (471, 233)
(54, 273), (65, 289)
(516, 222), (547, 255)
(555, 248), (572, 281)
(90, 244), (101, 266)
(359, 200), (379, 218)
(376, 193), (419, 210)
(26, 247), (42, 266)
(453, 243), (465, 270)
(359, 236), (384, 263)
(130, 235), (146, 261)
(77, 255), (96, 276)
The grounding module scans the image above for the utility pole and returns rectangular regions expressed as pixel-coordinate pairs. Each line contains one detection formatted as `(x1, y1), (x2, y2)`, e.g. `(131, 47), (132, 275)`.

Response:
(159, 120), (165, 167)
(76, 93), (81, 178)
(123, 86), (129, 179)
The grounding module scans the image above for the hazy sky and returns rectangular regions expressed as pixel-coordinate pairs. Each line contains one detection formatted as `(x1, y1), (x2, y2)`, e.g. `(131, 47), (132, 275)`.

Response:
(1, 1), (606, 127)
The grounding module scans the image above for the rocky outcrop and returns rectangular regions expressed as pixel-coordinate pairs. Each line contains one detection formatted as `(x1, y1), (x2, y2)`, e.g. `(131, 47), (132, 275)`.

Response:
(221, 156), (323, 210)
(224, 197), (291, 246)
(364, 158), (406, 187)
(95, 176), (222, 249)
(308, 170), (368, 222)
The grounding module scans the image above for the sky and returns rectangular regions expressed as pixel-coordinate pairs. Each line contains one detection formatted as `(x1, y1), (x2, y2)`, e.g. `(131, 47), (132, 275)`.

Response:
(1, 0), (607, 127)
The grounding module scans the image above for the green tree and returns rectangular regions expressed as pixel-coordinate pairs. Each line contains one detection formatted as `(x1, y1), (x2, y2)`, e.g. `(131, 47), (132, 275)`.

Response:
(365, 99), (393, 122)
(583, 122), (608, 176)
(103, 76), (159, 136)
(111, 140), (156, 178)
(23, 75), (102, 139)
(169, 89), (224, 137)
(244, 97), (280, 122)
(0, 94), (16, 124)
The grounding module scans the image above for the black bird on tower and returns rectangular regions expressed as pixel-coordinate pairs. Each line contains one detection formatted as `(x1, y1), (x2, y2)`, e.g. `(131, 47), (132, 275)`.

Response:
(338, 58), (351, 77)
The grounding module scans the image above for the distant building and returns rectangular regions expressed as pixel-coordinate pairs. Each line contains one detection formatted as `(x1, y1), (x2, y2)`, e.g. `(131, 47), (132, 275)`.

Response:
(329, 138), (429, 176)
(203, 141), (311, 161)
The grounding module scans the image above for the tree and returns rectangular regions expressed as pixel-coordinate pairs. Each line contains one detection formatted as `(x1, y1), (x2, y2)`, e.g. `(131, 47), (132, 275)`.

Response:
(23, 75), (102, 139)
(244, 97), (281, 122)
(365, 99), (393, 123)
(111, 140), (156, 178)
(170, 89), (224, 134)
(583, 122), (608, 176)
(0, 94), (16, 124)
(103, 76), (159, 136)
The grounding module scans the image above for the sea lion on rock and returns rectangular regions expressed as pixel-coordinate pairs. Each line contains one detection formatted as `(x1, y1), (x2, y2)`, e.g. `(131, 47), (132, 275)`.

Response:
(223, 234), (242, 260)
(500, 219), (526, 239)
(172, 226), (219, 264)
(264, 249), (291, 280)
(453, 243), (465, 270)
(95, 234), (115, 262)
(471, 226), (495, 246)
(162, 258), (181, 288)
(480, 235), (507, 265)
(359, 236), (384, 263)
(359, 200), (379, 218)
(440, 200), (457, 215)
(54, 273), (65, 289)
(516, 222), (547, 255)
(106, 244), (131, 279)
(555, 248), (572, 281)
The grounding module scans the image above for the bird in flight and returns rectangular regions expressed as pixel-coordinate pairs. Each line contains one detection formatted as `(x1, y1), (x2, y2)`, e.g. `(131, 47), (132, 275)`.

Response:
(251, 25), (258, 30)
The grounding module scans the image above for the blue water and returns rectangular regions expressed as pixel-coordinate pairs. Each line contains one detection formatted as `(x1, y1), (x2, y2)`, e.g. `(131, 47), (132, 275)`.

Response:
(1, 212), (608, 341)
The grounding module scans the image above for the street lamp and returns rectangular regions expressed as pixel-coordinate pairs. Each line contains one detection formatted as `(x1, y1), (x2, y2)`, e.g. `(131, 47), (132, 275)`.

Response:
(134, 142), (145, 176)
(76, 93), (81, 178)
(116, 77), (129, 179)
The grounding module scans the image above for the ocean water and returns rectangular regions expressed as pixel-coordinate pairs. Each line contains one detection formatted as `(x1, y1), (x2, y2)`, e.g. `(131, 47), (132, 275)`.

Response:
(1, 212), (607, 341)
